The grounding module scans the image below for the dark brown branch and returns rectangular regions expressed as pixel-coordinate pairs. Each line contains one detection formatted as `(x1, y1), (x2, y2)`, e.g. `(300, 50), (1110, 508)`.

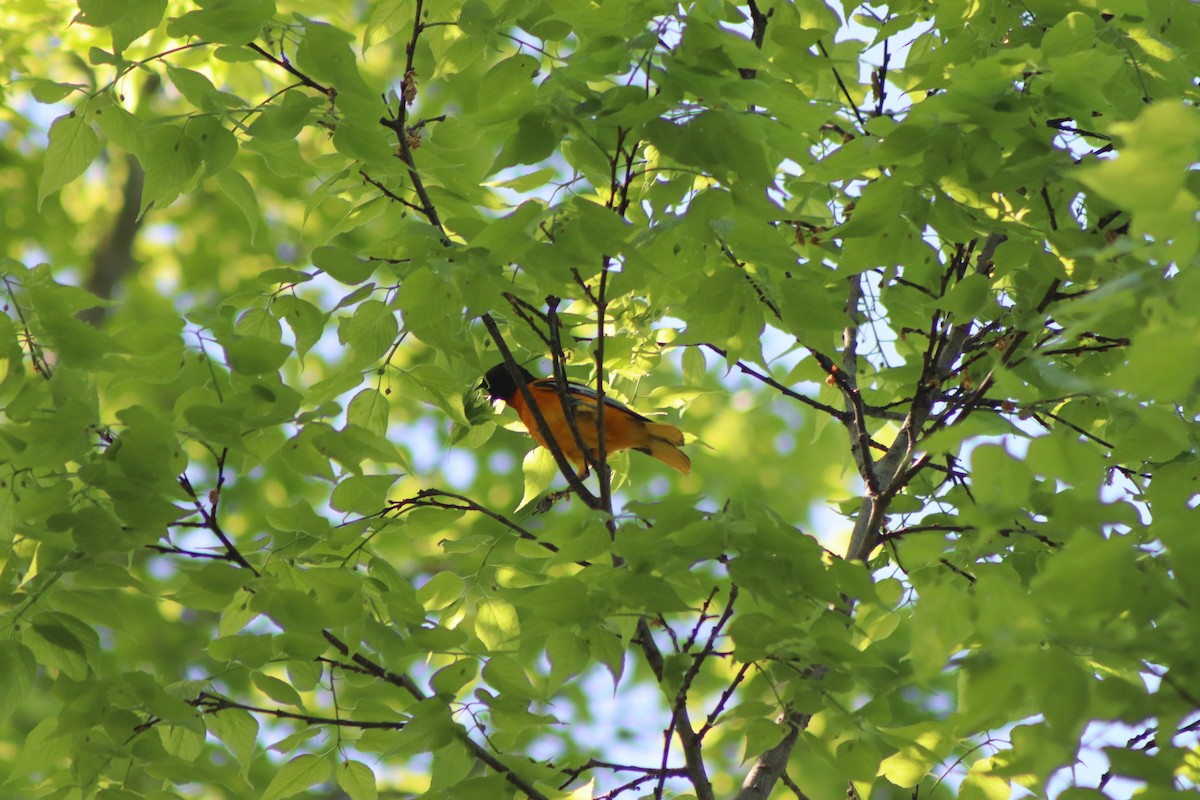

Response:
(635, 618), (714, 800)
(674, 587), (737, 706)
(176, 454), (258, 576)
(698, 661), (752, 739)
(545, 299), (603, 480)
(1028, 409), (1115, 449)
(376, 0), (448, 240)
(1045, 117), (1113, 140)
(360, 170), (425, 212)
(816, 40), (866, 128)
(246, 42), (332, 96)
(841, 275), (879, 495)
(146, 544), (238, 562)
(680, 587), (720, 653)
(503, 291), (557, 350)
(385, 488), (592, 566)
(592, 264), (615, 521)
(1040, 186), (1058, 231)
(321, 631), (551, 800)
(193, 691), (403, 729)
(321, 631), (424, 698)
(873, 36), (890, 118)
(938, 558), (977, 583)
(737, 1), (771, 79)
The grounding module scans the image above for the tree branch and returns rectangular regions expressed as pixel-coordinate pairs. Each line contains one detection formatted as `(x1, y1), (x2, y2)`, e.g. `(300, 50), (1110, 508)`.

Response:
(321, 631), (552, 800)
(193, 691), (404, 729)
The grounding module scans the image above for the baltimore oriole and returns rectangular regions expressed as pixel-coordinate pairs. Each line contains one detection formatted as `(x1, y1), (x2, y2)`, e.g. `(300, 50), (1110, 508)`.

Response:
(482, 363), (691, 475)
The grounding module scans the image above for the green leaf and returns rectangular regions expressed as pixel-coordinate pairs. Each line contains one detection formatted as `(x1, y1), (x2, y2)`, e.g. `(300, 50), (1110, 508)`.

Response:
(295, 17), (373, 103)
(0, 642), (36, 723)
(221, 334), (291, 375)
(251, 671), (304, 708)
(491, 108), (559, 171)
(878, 723), (953, 788)
(160, 722), (205, 760)
(5, 718), (72, 784)
(487, 167), (557, 193)
(394, 697), (455, 753)
(29, 79), (81, 104)
(167, 0), (276, 44)
(332, 120), (394, 165)
(546, 630), (588, 687)
(287, 659), (322, 691)
(364, 0), (413, 49)
(941, 273), (991, 316)
(1032, 650), (1088, 734)
(312, 246), (374, 285)
(192, 116), (239, 176)
(93, 95), (144, 153)
(430, 660), (477, 697)
(219, 588), (258, 636)
(247, 90), (324, 142)
(417, 572), (465, 612)
(330, 474), (398, 514)
(207, 707), (259, 774)
(475, 596), (520, 652)
(24, 612), (95, 680)
(337, 299), (397, 364)
(262, 753), (332, 800)
(393, 267), (457, 335)
(958, 763), (1011, 800)
(39, 112), (100, 207)
(347, 388), (390, 436)
(271, 295), (324, 358)
(139, 123), (202, 212)
(337, 760), (378, 800)
(109, 0), (167, 53)
(166, 64), (237, 113)
(519, 447), (557, 509)
(741, 717), (788, 762)
(76, 0), (128, 27)
(268, 500), (333, 541)
(216, 170), (261, 241)
(1079, 102), (1200, 214)
(588, 629), (625, 688)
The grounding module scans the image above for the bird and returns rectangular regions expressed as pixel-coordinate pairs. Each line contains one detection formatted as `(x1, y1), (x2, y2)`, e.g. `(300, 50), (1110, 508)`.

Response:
(481, 362), (691, 476)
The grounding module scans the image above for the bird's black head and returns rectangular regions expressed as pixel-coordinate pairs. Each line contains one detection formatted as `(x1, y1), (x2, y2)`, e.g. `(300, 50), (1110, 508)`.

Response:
(481, 362), (536, 402)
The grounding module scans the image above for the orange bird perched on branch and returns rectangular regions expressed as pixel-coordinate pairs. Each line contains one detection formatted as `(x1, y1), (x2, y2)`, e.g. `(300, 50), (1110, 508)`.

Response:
(481, 363), (691, 476)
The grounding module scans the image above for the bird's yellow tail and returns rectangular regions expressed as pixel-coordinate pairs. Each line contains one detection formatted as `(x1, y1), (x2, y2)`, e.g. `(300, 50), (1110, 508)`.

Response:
(644, 423), (690, 474)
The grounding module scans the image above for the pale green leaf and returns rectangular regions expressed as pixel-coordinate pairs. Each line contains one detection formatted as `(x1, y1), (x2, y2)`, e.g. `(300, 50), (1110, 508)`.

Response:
(216, 170), (261, 241)
(0, 642), (36, 723)
(337, 760), (378, 800)
(139, 124), (201, 212)
(519, 447), (556, 509)
(207, 708), (259, 773)
(418, 572), (465, 611)
(475, 596), (520, 652)
(262, 753), (332, 800)
(39, 113), (100, 207)
(6, 718), (71, 783)
(347, 388), (390, 436)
